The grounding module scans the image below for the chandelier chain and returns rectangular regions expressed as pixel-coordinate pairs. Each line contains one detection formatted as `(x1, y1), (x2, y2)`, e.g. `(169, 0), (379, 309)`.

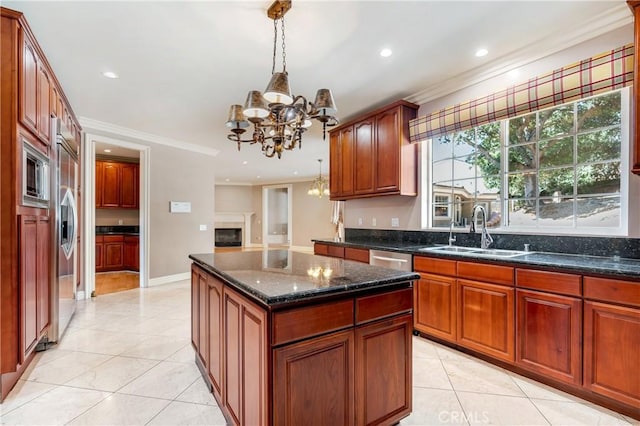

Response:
(271, 17), (277, 75)
(281, 16), (286, 72)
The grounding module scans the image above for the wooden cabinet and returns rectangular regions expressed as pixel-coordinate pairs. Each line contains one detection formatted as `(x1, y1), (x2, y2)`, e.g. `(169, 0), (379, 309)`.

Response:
(18, 215), (49, 362)
(516, 289), (582, 386)
(223, 286), (268, 426)
(36, 63), (51, 142)
(584, 275), (640, 408)
(191, 262), (413, 425)
(329, 127), (354, 198)
(313, 242), (369, 264)
(515, 269), (582, 385)
(96, 234), (138, 272)
(274, 329), (355, 426)
(414, 272), (457, 342)
(355, 313), (412, 426)
(329, 100), (418, 200)
(457, 279), (515, 362)
(628, 1), (640, 175)
(95, 161), (139, 209)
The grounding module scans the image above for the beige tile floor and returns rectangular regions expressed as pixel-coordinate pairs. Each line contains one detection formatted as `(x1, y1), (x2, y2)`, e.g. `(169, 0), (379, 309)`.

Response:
(0, 280), (637, 426)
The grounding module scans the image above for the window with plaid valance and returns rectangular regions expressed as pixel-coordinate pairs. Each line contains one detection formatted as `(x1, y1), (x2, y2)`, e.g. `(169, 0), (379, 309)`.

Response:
(408, 44), (634, 142)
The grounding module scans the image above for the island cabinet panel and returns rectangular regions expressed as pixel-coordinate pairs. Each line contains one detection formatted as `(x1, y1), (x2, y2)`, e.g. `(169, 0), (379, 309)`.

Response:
(273, 329), (355, 426)
(313, 242), (344, 259)
(414, 273), (457, 342)
(198, 272), (209, 370)
(207, 275), (224, 403)
(355, 314), (412, 426)
(457, 279), (515, 362)
(584, 301), (640, 407)
(516, 289), (582, 386)
(224, 287), (268, 426)
(191, 266), (199, 355)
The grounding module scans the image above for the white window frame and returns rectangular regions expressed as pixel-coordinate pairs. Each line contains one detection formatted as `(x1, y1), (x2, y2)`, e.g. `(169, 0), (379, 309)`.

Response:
(421, 87), (631, 237)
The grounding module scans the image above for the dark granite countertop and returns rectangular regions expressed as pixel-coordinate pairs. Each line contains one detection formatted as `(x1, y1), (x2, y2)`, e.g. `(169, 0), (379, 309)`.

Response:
(312, 239), (640, 280)
(189, 250), (419, 307)
(96, 226), (139, 236)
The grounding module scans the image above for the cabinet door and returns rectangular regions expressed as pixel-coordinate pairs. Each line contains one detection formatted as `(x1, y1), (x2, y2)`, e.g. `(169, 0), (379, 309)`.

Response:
(584, 301), (640, 407)
(36, 216), (50, 335)
(95, 241), (104, 271)
(207, 275), (224, 403)
(354, 119), (375, 195)
(374, 107), (400, 192)
(37, 64), (51, 143)
(123, 237), (139, 271)
(355, 314), (412, 426)
(457, 279), (515, 362)
(191, 266), (200, 354)
(19, 216), (39, 362)
(100, 162), (121, 207)
(20, 33), (38, 134)
(516, 289), (582, 386)
(198, 271), (209, 369)
(103, 242), (123, 269)
(330, 126), (355, 199)
(224, 288), (268, 426)
(120, 163), (138, 208)
(415, 273), (456, 342)
(95, 161), (104, 207)
(274, 329), (355, 426)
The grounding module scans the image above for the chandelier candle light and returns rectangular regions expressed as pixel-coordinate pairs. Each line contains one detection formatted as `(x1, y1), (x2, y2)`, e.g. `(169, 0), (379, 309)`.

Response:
(308, 159), (330, 198)
(225, 0), (339, 159)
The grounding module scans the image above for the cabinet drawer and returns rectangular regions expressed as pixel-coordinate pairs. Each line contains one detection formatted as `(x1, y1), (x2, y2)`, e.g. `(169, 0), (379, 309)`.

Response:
(355, 288), (412, 325)
(516, 269), (581, 297)
(584, 277), (640, 308)
(314, 243), (329, 255)
(95, 235), (104, 243)
(272, 299), (354, 346)
(124, 235), (139, 243)
(327, 245), (345, 258)
(413, 256), (456, 276)
(457, 261), (514, 286)
(344, 247), (369, 263)
(103, 234), (124, 243)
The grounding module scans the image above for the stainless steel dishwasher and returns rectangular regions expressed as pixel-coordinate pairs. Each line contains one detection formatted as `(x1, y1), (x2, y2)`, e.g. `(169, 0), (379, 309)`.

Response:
(369, 249), (413, 271)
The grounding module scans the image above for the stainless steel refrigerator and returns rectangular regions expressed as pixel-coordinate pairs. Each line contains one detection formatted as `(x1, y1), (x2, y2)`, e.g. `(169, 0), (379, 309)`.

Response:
(49, 118), (78, 342)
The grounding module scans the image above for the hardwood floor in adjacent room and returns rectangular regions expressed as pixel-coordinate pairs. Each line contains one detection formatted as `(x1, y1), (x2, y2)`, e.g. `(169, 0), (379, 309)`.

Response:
(94, 272), (139, 295)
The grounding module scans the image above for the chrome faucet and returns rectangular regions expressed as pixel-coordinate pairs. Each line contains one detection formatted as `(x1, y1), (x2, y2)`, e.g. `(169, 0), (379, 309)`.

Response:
(448, 220), (456, 246)
(470, 205), (493, 249)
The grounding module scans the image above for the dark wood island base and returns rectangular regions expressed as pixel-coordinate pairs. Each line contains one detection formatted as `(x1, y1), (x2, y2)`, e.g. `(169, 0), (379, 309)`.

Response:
(190, 250), (418, 426)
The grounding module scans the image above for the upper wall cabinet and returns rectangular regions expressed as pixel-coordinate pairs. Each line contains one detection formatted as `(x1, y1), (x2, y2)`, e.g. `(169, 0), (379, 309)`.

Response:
(329, 100), (419, 200)
(95, 160), (139, 209)
(629, 1), (640, 175)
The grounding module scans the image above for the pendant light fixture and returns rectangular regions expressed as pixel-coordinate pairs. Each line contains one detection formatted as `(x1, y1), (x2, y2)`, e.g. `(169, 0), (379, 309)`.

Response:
(225, 0), (339, 159)
(307, 159), (330, 198)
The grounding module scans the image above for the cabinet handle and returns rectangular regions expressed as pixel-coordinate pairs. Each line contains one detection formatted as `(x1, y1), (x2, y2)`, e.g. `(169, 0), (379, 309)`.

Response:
(371, 255), (408, 263)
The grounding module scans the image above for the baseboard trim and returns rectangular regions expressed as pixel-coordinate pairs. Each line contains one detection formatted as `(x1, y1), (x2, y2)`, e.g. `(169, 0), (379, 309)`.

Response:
(148, 272), (190, 287)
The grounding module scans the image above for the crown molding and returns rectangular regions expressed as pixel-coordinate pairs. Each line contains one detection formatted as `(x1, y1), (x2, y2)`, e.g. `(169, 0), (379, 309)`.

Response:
(406, 3), (632, 106)
(79, 116), (220, 157)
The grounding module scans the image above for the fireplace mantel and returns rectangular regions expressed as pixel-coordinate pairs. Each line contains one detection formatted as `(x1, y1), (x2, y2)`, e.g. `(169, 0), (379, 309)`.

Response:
(214, 212), (254, 247)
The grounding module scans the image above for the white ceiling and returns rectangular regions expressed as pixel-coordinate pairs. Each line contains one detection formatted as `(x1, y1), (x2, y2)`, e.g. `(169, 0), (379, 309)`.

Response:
(3, 0), (632, 184)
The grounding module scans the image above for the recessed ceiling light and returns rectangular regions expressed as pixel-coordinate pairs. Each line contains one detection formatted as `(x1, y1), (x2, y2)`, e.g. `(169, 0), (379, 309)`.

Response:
(102, 71), (118, 79)
(103, 149), (112, 153)
(225, 178), (230, 182)
(380, 48), (392, 58)
(293, 171), (298, 175)
(242, 161), (248, 165)
(475, 48), (488, 57)
(256, 175), (261, 179)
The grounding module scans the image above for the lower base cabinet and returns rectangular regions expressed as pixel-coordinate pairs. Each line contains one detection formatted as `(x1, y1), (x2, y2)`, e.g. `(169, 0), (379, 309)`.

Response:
(584, 301), (640, 407)
(414, 273), (456, 342)
(191, 263), (413, 426)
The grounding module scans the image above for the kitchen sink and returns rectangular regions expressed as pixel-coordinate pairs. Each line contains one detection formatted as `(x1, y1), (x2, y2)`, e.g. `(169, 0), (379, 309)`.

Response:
(420, 246), (529, 258)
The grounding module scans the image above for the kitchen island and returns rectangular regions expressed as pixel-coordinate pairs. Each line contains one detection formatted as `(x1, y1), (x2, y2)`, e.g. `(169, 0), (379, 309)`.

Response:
(189, 250), (419, 426)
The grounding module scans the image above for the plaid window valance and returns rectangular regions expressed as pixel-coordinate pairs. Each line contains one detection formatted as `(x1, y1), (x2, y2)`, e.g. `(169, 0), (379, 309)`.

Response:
(408, 44), (634, 142)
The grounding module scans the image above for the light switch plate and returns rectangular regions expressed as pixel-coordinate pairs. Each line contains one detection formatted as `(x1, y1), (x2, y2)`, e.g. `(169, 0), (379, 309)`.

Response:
(391, 217), (400, 227)
(199, 224), (207, 231)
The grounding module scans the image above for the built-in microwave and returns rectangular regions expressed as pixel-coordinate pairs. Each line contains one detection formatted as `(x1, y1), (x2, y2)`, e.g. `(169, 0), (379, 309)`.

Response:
(22, 140), (50, 208)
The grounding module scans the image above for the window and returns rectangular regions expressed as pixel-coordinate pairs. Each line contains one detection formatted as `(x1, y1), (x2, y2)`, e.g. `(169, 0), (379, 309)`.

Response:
(426, 90), (627, 234)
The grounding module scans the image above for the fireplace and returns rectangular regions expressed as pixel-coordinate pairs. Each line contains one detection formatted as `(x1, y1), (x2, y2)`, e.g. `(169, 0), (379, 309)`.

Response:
(215, 228), (242, 247)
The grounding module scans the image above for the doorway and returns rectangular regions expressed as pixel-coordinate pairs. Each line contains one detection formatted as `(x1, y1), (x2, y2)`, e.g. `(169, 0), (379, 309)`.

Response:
(83, 133), (149, 298)
(262, 184), (292, 248)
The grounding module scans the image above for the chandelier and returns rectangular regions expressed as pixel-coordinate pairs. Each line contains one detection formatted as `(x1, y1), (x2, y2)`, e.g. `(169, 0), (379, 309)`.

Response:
(307, 159), (330, 198)
(225, 0), (338, 159)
